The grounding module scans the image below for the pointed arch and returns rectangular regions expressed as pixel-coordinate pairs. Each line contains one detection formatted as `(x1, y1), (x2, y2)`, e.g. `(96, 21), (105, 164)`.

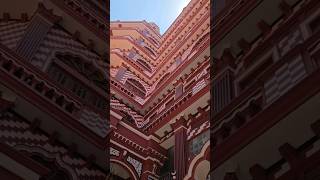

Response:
(110, 160), (138, 180)
(144, 46), (156, 57)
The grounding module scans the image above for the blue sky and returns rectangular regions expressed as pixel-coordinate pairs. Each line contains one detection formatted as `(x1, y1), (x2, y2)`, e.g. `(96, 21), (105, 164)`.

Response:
(110, 0), (192, 35)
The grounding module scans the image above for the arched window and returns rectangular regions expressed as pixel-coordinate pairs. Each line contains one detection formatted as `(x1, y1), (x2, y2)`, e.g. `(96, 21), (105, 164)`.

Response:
(144, 46), (156, 57)
(128, 51), (136, 59)
(55, 53), (107, 91)
(189, 130), (209, 156)
(124, 78), (146, 98)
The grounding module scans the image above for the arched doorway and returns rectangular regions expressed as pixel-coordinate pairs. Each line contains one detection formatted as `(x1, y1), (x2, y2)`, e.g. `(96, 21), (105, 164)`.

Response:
(110, 161), (138, 180)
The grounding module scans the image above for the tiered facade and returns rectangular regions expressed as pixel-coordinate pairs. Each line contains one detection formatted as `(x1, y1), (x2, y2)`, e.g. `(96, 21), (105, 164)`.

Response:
(0, 0), (109, 179)
(211, 0), (320, 179)
(110, 0), (210, 179)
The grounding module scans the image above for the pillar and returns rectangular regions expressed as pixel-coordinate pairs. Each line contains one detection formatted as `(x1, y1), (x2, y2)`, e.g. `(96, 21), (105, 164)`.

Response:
(171, 116), (188, 180)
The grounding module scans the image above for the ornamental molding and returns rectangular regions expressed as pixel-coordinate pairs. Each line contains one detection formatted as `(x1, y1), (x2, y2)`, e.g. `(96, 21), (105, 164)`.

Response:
(113, 131), (146, 152)
(127, 156), (143, 177)
(110, 147), (120, 157)
(110, 140), (163, 165)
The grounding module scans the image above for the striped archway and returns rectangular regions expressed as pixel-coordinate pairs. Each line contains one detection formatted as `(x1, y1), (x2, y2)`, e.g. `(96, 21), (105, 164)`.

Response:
(110, 159), (138, 180)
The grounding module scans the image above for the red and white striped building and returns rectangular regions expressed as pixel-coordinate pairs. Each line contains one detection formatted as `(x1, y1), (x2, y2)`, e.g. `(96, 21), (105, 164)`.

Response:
(110, 0), (210, 179)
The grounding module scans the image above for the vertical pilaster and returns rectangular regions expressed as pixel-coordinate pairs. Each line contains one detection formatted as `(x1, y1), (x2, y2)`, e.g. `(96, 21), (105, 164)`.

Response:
(171, 116), (188, 180)
(15, 3), (61, 61)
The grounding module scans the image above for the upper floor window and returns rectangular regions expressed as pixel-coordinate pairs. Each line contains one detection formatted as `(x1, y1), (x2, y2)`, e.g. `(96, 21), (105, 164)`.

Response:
(142, 29), (149, 36)
(128, 51), (137, 59)
(124, 78), (146, 98)
(144, 46), (156, 57)
(55, 53), (107, 91)
(137, 39), (145, 46)
(142, 29), (159, 46)
(175, 84), (183, 99)
(176, 56), (182, 66)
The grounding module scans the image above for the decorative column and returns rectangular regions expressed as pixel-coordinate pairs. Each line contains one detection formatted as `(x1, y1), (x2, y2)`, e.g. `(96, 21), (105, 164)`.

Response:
(15, 3), (61, 61)
(171, 116), (188, 180)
